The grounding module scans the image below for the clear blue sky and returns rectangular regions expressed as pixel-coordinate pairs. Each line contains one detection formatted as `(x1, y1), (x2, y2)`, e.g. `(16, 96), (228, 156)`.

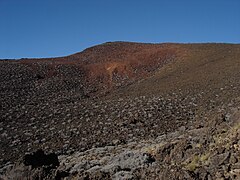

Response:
(0, 0), (240, 59)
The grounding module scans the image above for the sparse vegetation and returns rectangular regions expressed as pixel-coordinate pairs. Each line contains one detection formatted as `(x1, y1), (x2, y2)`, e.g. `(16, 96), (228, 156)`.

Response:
(1, 42), (240, 179)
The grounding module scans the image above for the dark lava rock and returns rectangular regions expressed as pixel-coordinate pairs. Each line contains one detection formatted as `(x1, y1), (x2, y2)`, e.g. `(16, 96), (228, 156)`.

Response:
(23, 149), (59, 168)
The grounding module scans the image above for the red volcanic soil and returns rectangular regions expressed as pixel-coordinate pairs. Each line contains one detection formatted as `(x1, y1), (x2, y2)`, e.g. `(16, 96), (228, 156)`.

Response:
(19, 42), (187, 96)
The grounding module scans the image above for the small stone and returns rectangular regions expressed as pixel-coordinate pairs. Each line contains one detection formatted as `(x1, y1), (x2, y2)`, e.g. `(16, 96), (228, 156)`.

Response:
(112, 139), (121, 146)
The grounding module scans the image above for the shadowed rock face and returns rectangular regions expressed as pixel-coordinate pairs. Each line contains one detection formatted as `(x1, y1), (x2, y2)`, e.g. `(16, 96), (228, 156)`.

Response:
(23, 149), (59, 168)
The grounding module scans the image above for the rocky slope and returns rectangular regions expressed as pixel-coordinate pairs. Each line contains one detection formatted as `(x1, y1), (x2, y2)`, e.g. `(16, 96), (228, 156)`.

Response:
(0, 42), (240, 179)
(3, 107), (240, 179)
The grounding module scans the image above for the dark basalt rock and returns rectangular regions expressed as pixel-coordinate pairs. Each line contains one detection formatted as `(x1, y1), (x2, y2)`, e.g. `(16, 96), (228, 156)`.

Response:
(23, 149), (59, 168)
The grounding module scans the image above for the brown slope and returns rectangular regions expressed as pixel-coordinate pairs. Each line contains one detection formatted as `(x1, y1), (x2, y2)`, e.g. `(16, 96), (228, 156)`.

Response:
(1, 42), (240, 173)
(18, 42), (187, 96)
(115, 43), (240, 97)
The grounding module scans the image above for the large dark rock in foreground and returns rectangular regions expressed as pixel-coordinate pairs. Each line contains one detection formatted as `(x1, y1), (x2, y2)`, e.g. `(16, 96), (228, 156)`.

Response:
(23, 149), (59, 168)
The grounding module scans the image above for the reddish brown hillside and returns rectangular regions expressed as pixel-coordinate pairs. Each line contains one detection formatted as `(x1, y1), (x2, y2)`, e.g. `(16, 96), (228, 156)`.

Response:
(19, 42), (187, 96)
(2, 43), (240, 179)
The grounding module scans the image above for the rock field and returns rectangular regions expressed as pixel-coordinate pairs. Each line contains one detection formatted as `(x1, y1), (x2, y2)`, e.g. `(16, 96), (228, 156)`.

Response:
(1, 42), (240, 179)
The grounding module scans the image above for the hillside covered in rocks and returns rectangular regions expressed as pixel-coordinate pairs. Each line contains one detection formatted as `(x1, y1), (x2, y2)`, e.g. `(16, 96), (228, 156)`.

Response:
(1, 42), (240, 179)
